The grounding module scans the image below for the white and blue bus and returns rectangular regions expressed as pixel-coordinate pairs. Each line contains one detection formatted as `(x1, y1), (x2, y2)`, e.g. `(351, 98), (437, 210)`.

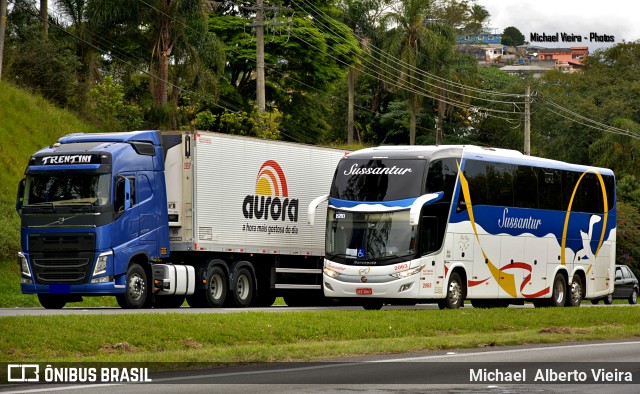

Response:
(309, 145), (616, 309)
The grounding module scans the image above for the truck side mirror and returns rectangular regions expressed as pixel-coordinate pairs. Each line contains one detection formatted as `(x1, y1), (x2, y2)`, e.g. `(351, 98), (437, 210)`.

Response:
(16, 178), (25, 212)
(114, 176), (132, 212)
(124, 177), (132, 210)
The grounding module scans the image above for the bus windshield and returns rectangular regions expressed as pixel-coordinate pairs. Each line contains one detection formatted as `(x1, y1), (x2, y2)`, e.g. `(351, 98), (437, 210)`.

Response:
(24, 173), (111, 206)
(326, 208), (416, 264)
(331, 159), (426, 201)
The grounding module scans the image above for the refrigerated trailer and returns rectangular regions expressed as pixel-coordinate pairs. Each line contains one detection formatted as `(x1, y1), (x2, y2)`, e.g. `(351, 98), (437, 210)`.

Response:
(17, 130), (346, 309)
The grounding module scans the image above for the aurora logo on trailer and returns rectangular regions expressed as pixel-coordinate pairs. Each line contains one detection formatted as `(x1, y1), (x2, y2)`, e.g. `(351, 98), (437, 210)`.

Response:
(242, 160), (299, 222)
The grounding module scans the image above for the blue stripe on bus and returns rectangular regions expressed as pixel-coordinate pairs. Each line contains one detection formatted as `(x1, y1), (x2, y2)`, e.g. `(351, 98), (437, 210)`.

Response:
(328, 197), (417, 209)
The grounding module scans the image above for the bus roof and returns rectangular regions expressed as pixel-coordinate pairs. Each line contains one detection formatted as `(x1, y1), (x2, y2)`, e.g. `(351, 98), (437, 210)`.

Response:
(344, 145), (614, 176)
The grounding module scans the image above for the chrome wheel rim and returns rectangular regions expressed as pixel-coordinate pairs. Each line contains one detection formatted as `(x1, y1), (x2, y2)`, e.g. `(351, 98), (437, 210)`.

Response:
(448, 281), (462, 306)
(236, 275), (250, 301)
(128, 273), (145, 301)
(209, 274), (224, 300)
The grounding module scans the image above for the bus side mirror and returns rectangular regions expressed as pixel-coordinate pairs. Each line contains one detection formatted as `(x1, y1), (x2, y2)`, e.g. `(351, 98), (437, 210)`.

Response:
(409, 192), (443, 226)
(16, 178), (25, 213)
(308, 195), (328, 227)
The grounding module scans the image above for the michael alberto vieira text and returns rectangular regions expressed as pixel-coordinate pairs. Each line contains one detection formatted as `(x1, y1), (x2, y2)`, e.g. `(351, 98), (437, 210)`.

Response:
(470, 368), (633, 383)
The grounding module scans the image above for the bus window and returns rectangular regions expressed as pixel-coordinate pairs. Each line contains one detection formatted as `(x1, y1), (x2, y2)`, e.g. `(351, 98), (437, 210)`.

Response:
(514, 166), (538, 209)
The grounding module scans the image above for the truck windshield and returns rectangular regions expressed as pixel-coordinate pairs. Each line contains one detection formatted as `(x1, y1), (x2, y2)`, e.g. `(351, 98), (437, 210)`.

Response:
(24, 173), (111, 206)
(326, 208), (416, 264)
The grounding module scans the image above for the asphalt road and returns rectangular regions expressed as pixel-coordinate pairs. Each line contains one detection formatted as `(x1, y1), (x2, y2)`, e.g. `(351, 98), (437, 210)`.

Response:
(2, 341), (639, 393)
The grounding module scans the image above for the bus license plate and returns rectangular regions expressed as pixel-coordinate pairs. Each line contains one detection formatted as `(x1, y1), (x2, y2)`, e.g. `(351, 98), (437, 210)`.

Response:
(356, 288), (372, 295)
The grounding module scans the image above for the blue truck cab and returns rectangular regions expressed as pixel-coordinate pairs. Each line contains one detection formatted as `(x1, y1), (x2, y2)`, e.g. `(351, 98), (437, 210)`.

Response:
(16, 130), (172, 308)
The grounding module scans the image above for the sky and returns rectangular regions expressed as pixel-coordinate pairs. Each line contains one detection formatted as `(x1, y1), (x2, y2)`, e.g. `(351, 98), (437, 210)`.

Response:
(479, 0), (640, 50)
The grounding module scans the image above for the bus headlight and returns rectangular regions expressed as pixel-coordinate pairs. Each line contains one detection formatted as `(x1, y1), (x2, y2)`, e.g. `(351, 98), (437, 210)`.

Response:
(92, 251), (112, 277)
(323, 267), (341, 278)
(390, 265), (424, 279)
(19, 252), (31, 277)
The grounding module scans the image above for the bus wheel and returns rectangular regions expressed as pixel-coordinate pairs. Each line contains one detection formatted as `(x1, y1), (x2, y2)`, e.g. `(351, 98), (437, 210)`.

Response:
(38, 294), (67, 309)
(567, 276), (583, 307)
(603, 293), (613, 305)
(438, 272), (465, 309)
(232, 267), (254, 307)
(590, 299), (600, 305)
(119, 263), (149, 309)
(550, 273), (567, 307)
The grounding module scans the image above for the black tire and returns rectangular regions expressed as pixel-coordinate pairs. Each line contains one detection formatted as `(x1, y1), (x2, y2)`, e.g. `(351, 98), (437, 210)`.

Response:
(186, 266), (228, 308)
(471, 299), (508, 308)
(38, 294), (66, 309)
(119, 263), (149, 309)
(153, 295), (185, 308)
(566, 275), (583, 307)
(591, 299), (600, 305)
(438, 272), (465, 309)
(603, 293), (613, 305)
(629, 289), (638, 305)
(231, 267), (254, 307)
(362, 300), (384, 310)
(550, 273), (567, 307)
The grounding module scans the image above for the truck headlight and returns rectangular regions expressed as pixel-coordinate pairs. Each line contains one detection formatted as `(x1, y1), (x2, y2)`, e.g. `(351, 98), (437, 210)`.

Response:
(92, 251), (112, 277)
(390, 264), (424, 279)
(19, 252), (31, 277)
(323, 267), (341, 278)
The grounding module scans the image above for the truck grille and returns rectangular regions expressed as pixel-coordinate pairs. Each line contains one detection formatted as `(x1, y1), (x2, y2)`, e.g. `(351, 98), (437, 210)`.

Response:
(28, 234), (96, 285)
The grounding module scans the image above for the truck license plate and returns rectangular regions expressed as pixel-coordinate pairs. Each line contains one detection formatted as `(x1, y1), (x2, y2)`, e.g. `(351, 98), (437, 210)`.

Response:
(356, 288), (372, 295)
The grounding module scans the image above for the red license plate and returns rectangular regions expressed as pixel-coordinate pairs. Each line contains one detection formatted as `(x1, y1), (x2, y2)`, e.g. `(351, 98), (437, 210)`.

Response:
(356, 288), (373, 295)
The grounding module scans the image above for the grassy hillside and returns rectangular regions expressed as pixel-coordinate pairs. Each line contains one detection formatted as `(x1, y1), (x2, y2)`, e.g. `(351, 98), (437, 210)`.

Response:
(0, 81), (99, 261)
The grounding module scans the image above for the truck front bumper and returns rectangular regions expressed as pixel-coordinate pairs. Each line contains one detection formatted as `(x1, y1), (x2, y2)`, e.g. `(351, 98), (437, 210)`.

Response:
(21, 280), (125, 295)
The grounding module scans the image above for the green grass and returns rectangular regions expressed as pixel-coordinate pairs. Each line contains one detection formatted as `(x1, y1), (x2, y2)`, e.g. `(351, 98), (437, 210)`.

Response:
(1, 307), (639, 363)
(0, 81), (99, 261)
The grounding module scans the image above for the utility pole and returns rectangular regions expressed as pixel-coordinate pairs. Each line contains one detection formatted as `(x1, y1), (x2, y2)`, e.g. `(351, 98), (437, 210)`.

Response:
(524, 84), (531, 155)
(0, 0), (7, 81)
(255, 0), (265, 113)
(246, 1), (290, 114)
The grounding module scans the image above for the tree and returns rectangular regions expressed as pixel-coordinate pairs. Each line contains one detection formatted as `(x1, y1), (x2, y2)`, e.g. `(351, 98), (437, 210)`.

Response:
(87, 0), (215, 109)
(501, 26), (525, 46)
(465, 3), (489, 34)
(383, 0), (456, 145)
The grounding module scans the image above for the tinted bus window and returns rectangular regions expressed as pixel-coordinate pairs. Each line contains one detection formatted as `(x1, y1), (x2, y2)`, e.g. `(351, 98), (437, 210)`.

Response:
(538, 168), (562, 211)
(426, 158), (459, 203)
(486, 163), (514, 207)
(331, 159), (426, 201)
(514, 166), (538, 209)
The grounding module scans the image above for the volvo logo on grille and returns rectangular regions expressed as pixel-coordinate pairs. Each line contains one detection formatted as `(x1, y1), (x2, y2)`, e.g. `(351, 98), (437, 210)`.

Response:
(44, 216), (77, 227)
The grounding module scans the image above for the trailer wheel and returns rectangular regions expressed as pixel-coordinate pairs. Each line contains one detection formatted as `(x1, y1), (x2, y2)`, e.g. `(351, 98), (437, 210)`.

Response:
(38, 294), (67, 309)
(186, 266), (228, 308)
(550, 273), (566, 307)
(231, 267), (254, 307)
(438, 272), (465, 309)
(566, 275), (583, 307)
(118, 263), (149, 309)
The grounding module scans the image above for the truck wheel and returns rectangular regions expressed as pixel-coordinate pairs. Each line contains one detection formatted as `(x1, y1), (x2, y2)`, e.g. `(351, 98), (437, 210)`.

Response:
(38, 294), (66, 309)
(231, 267), (254, 307)
(119, 263), (149, 309)
(566, 275), (583, 307)
(204, 266), (228, 307)
(629, 289), (638, 305)
(438, 272), (465, 309)
(550, 273), (566, 307)
(154, 295), (185, 308)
